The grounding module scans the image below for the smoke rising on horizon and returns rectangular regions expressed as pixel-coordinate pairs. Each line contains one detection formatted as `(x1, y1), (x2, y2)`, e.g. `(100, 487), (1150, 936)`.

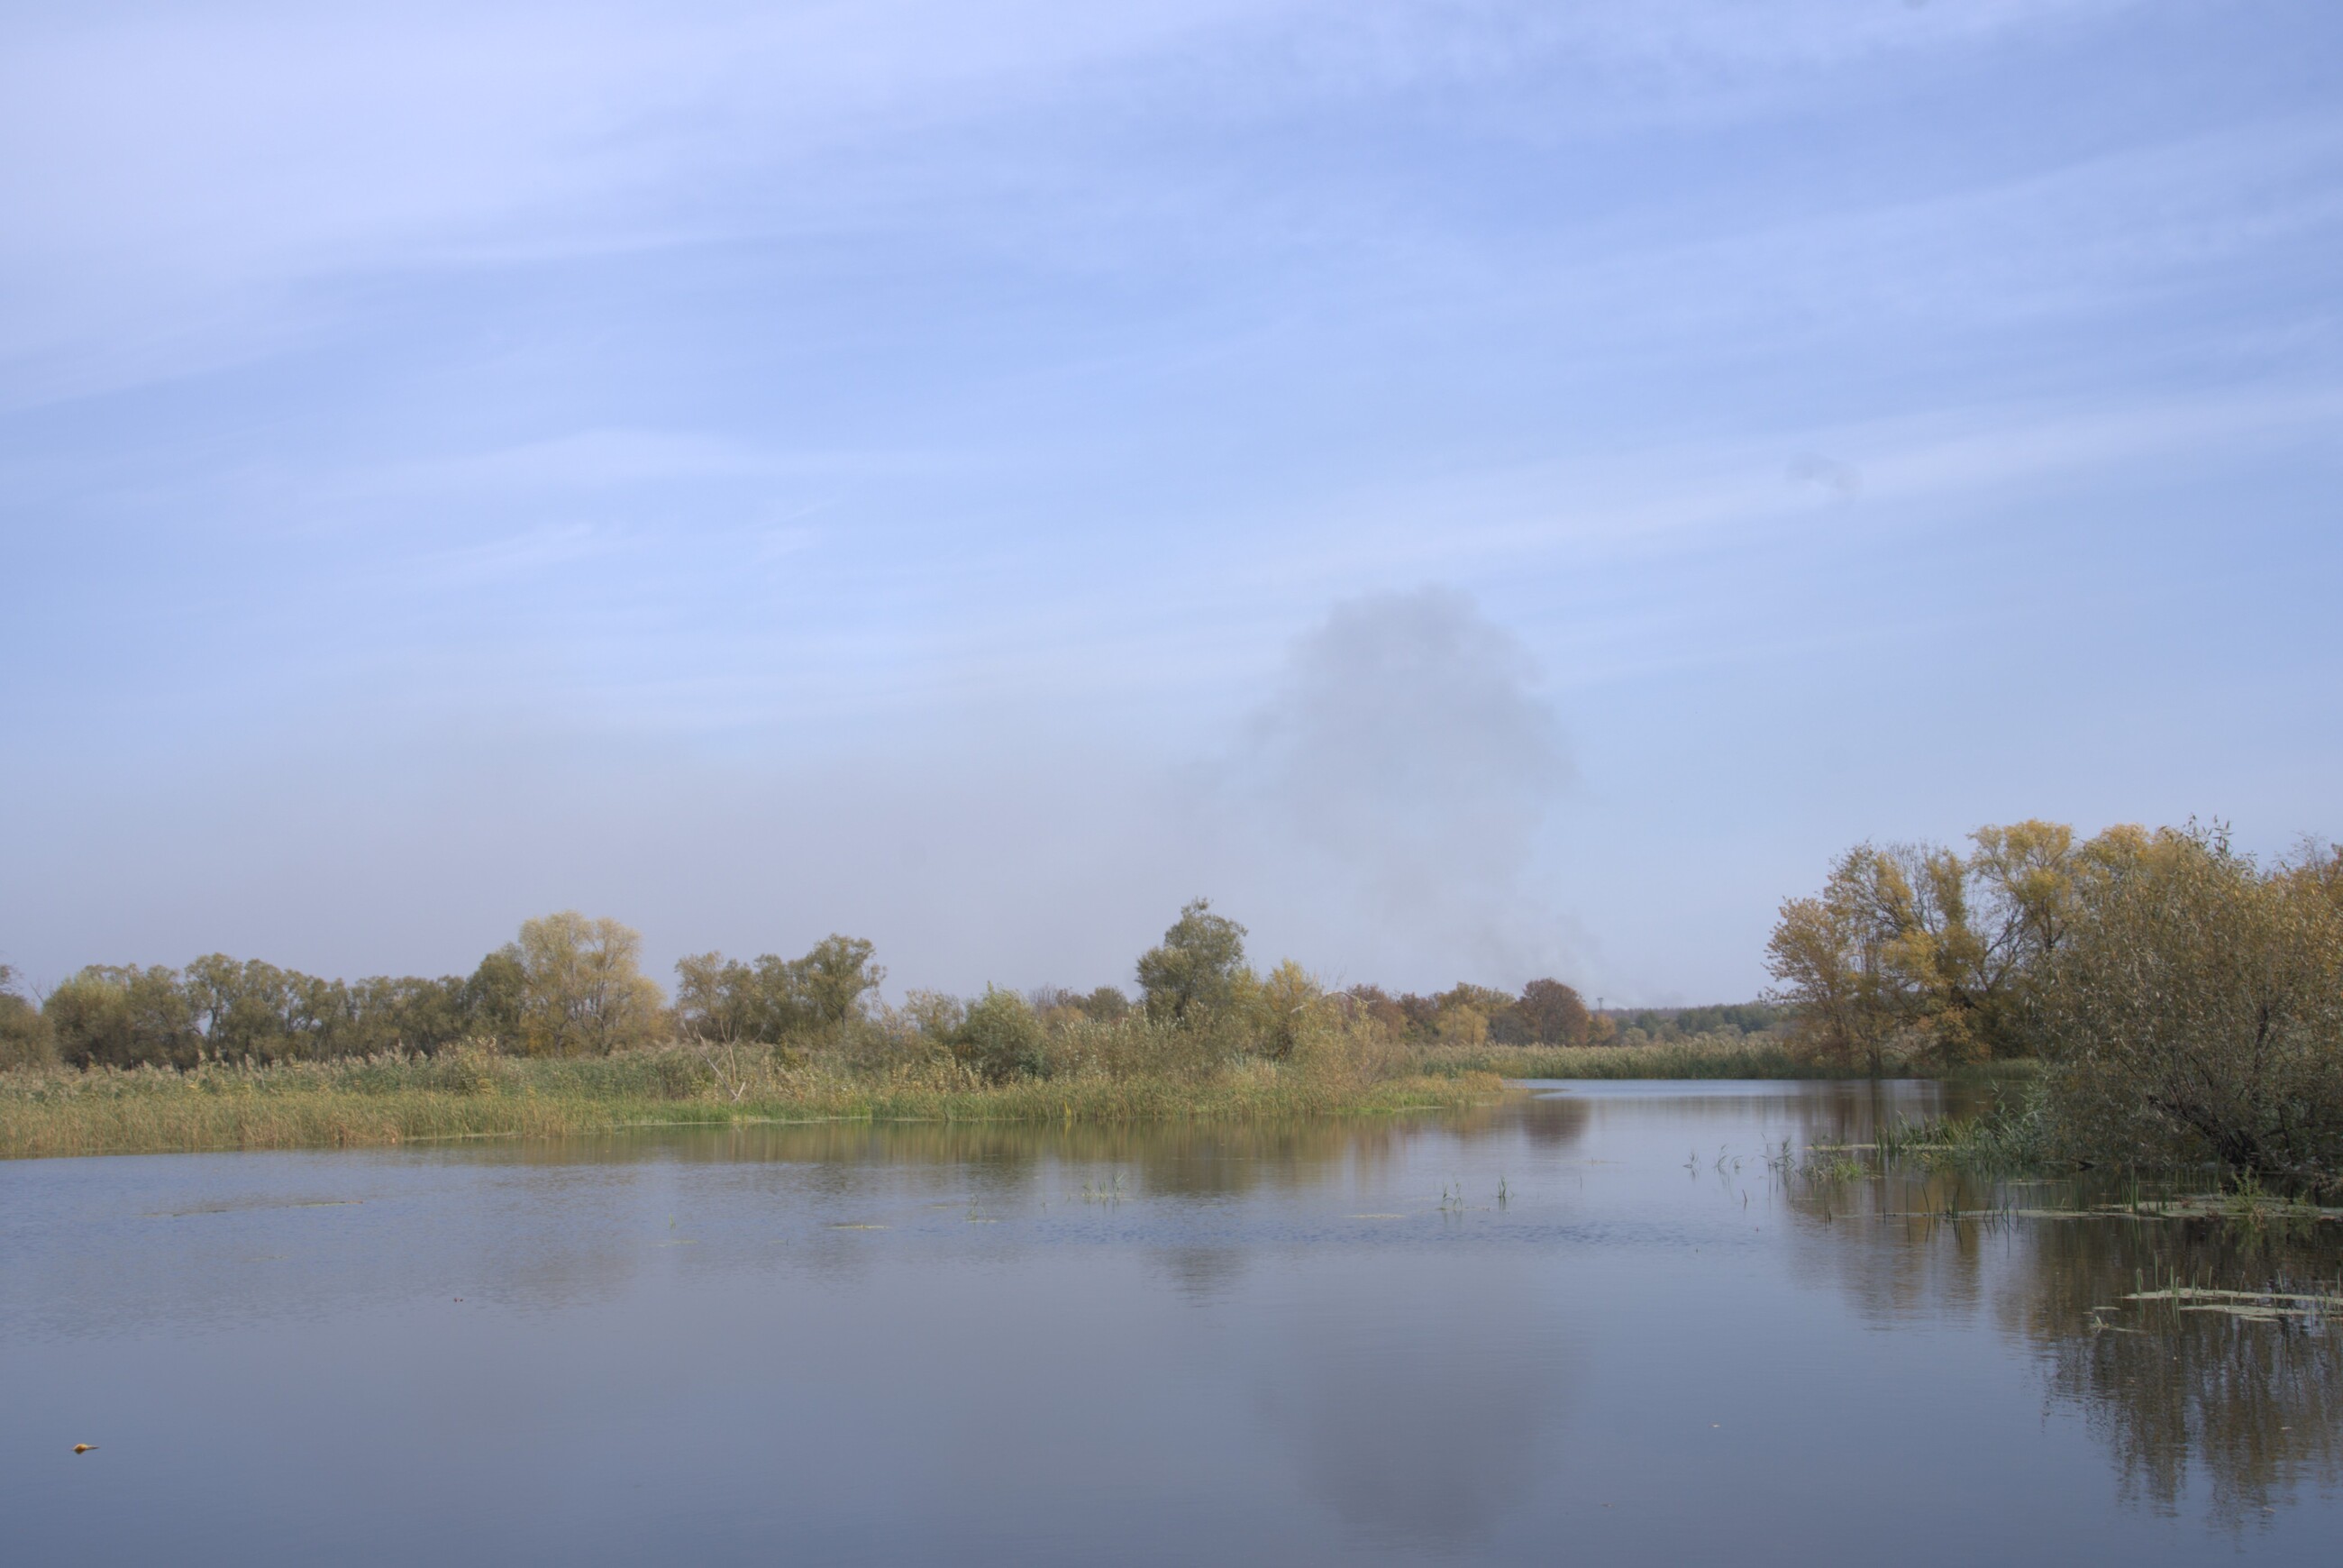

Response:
(0, 587), (1599, 1006)
(1211, 588), (1581, 989)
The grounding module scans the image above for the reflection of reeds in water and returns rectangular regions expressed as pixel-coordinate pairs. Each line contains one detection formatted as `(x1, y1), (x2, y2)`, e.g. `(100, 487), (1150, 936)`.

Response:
(497, 1106), (1529, 1216)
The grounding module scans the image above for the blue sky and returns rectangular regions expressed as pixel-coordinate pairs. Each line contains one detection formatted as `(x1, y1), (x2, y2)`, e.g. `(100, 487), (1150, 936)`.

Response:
(4, 0), (2338, 1002)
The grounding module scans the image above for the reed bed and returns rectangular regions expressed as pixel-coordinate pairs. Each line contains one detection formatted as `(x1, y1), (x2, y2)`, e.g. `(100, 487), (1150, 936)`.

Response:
(0, 1046), (1504, 1160)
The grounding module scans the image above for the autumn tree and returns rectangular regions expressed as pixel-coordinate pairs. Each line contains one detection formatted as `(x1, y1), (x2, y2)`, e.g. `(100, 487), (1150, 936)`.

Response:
(510, 912), (664, 1056)
(1767, 822), (2127, 1071)
(44, 965), (203, 1069)
(1765, 845), (1932, 1072)
(1257, 959), (1326, 1060)
(1514, 978), (1591, 1046)
(1342, 984), (1409, 1036)
(2040, 825), (2343, 1191)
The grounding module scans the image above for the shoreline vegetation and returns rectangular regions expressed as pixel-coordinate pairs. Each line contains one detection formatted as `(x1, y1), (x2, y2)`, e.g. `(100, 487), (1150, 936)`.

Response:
(1764, 819), (2343, 1197)
(0, 1035), (2015, 1162)
(0, 1041), (2017, 1162)
(5, 816), (2338, 1185)
(0, 897), (1802, 1161)
(0, 1048), (1513, 1162)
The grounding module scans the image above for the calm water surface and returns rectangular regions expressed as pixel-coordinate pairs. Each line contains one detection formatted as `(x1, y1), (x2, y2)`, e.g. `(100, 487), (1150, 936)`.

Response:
(5, 1081), (2338, 1563)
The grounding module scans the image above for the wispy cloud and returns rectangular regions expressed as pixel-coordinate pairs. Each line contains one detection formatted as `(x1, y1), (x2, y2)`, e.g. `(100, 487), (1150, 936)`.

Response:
(0, 0), (2193, 401)
(4, 0), (2336, 998)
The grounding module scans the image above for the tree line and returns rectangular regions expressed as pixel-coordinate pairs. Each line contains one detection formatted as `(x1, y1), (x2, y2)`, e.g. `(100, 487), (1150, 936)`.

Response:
(0, 899), (1639, 1073)
(1767, 818), (2343, 1190)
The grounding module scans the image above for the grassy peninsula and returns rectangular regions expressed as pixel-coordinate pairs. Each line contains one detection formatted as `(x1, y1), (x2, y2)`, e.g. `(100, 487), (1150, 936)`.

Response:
(0, 1045), (1506, 1161)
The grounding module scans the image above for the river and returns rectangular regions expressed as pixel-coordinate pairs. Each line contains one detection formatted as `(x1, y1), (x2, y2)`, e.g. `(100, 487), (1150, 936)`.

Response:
(5, 1080), (2336, 1563)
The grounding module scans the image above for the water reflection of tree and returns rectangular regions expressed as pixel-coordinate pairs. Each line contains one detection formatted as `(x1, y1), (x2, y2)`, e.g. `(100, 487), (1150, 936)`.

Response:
(2011, 1220), (2343, 1526)
(1515, 1091), (1591, 1147)
(1785, 1157), (2343, 1528)
(475, 1109), (1520, 1204)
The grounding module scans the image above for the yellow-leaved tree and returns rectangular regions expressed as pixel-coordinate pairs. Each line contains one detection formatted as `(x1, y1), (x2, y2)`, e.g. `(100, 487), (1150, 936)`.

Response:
(508, 912), (665, 1056)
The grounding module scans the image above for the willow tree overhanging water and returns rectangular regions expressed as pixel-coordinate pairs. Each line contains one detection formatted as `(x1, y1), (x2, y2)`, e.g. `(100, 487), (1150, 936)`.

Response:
(1769, 820), (2343, 1193)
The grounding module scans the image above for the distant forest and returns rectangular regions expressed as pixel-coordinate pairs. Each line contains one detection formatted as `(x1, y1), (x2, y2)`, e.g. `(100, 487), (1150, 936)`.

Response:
(0, 901), (1776, 1072)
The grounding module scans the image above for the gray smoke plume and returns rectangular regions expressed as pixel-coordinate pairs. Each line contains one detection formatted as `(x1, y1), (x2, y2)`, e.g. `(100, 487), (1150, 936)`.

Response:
(1213, 587), (1580, 988)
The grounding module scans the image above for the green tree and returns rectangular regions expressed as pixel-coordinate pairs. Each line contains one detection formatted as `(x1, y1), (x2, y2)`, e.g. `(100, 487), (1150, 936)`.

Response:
(954, 986), (1049, 1082)
(1079, 985), (1132, 1022)
(1135, 899), (1251, 1026)
(352, 973), (474, 1054)
(45, 965), (202, 1069)
(182, 954), (341, 1061)
(672, 935), (884, 1044)
(672, 951), (755, 1043)
(791, 935), (885, 1033)
(462, 947), (527, 1044)
(0, 964), (55, 1069)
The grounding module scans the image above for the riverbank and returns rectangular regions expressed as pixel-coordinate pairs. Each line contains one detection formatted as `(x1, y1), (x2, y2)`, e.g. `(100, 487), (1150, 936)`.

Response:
(0, 1050), (1509, 1160)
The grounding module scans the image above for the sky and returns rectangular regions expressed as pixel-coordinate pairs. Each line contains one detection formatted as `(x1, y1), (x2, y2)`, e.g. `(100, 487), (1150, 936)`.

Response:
(4, 0), (2338, 1005)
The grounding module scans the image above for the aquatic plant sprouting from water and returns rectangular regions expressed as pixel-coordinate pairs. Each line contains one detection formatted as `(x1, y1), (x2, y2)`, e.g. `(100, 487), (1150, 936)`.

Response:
(1869, 1094), (2054, 1179)
(1801, 1152), (1866, 1185)
(1080, 1173), (1127, 1205)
